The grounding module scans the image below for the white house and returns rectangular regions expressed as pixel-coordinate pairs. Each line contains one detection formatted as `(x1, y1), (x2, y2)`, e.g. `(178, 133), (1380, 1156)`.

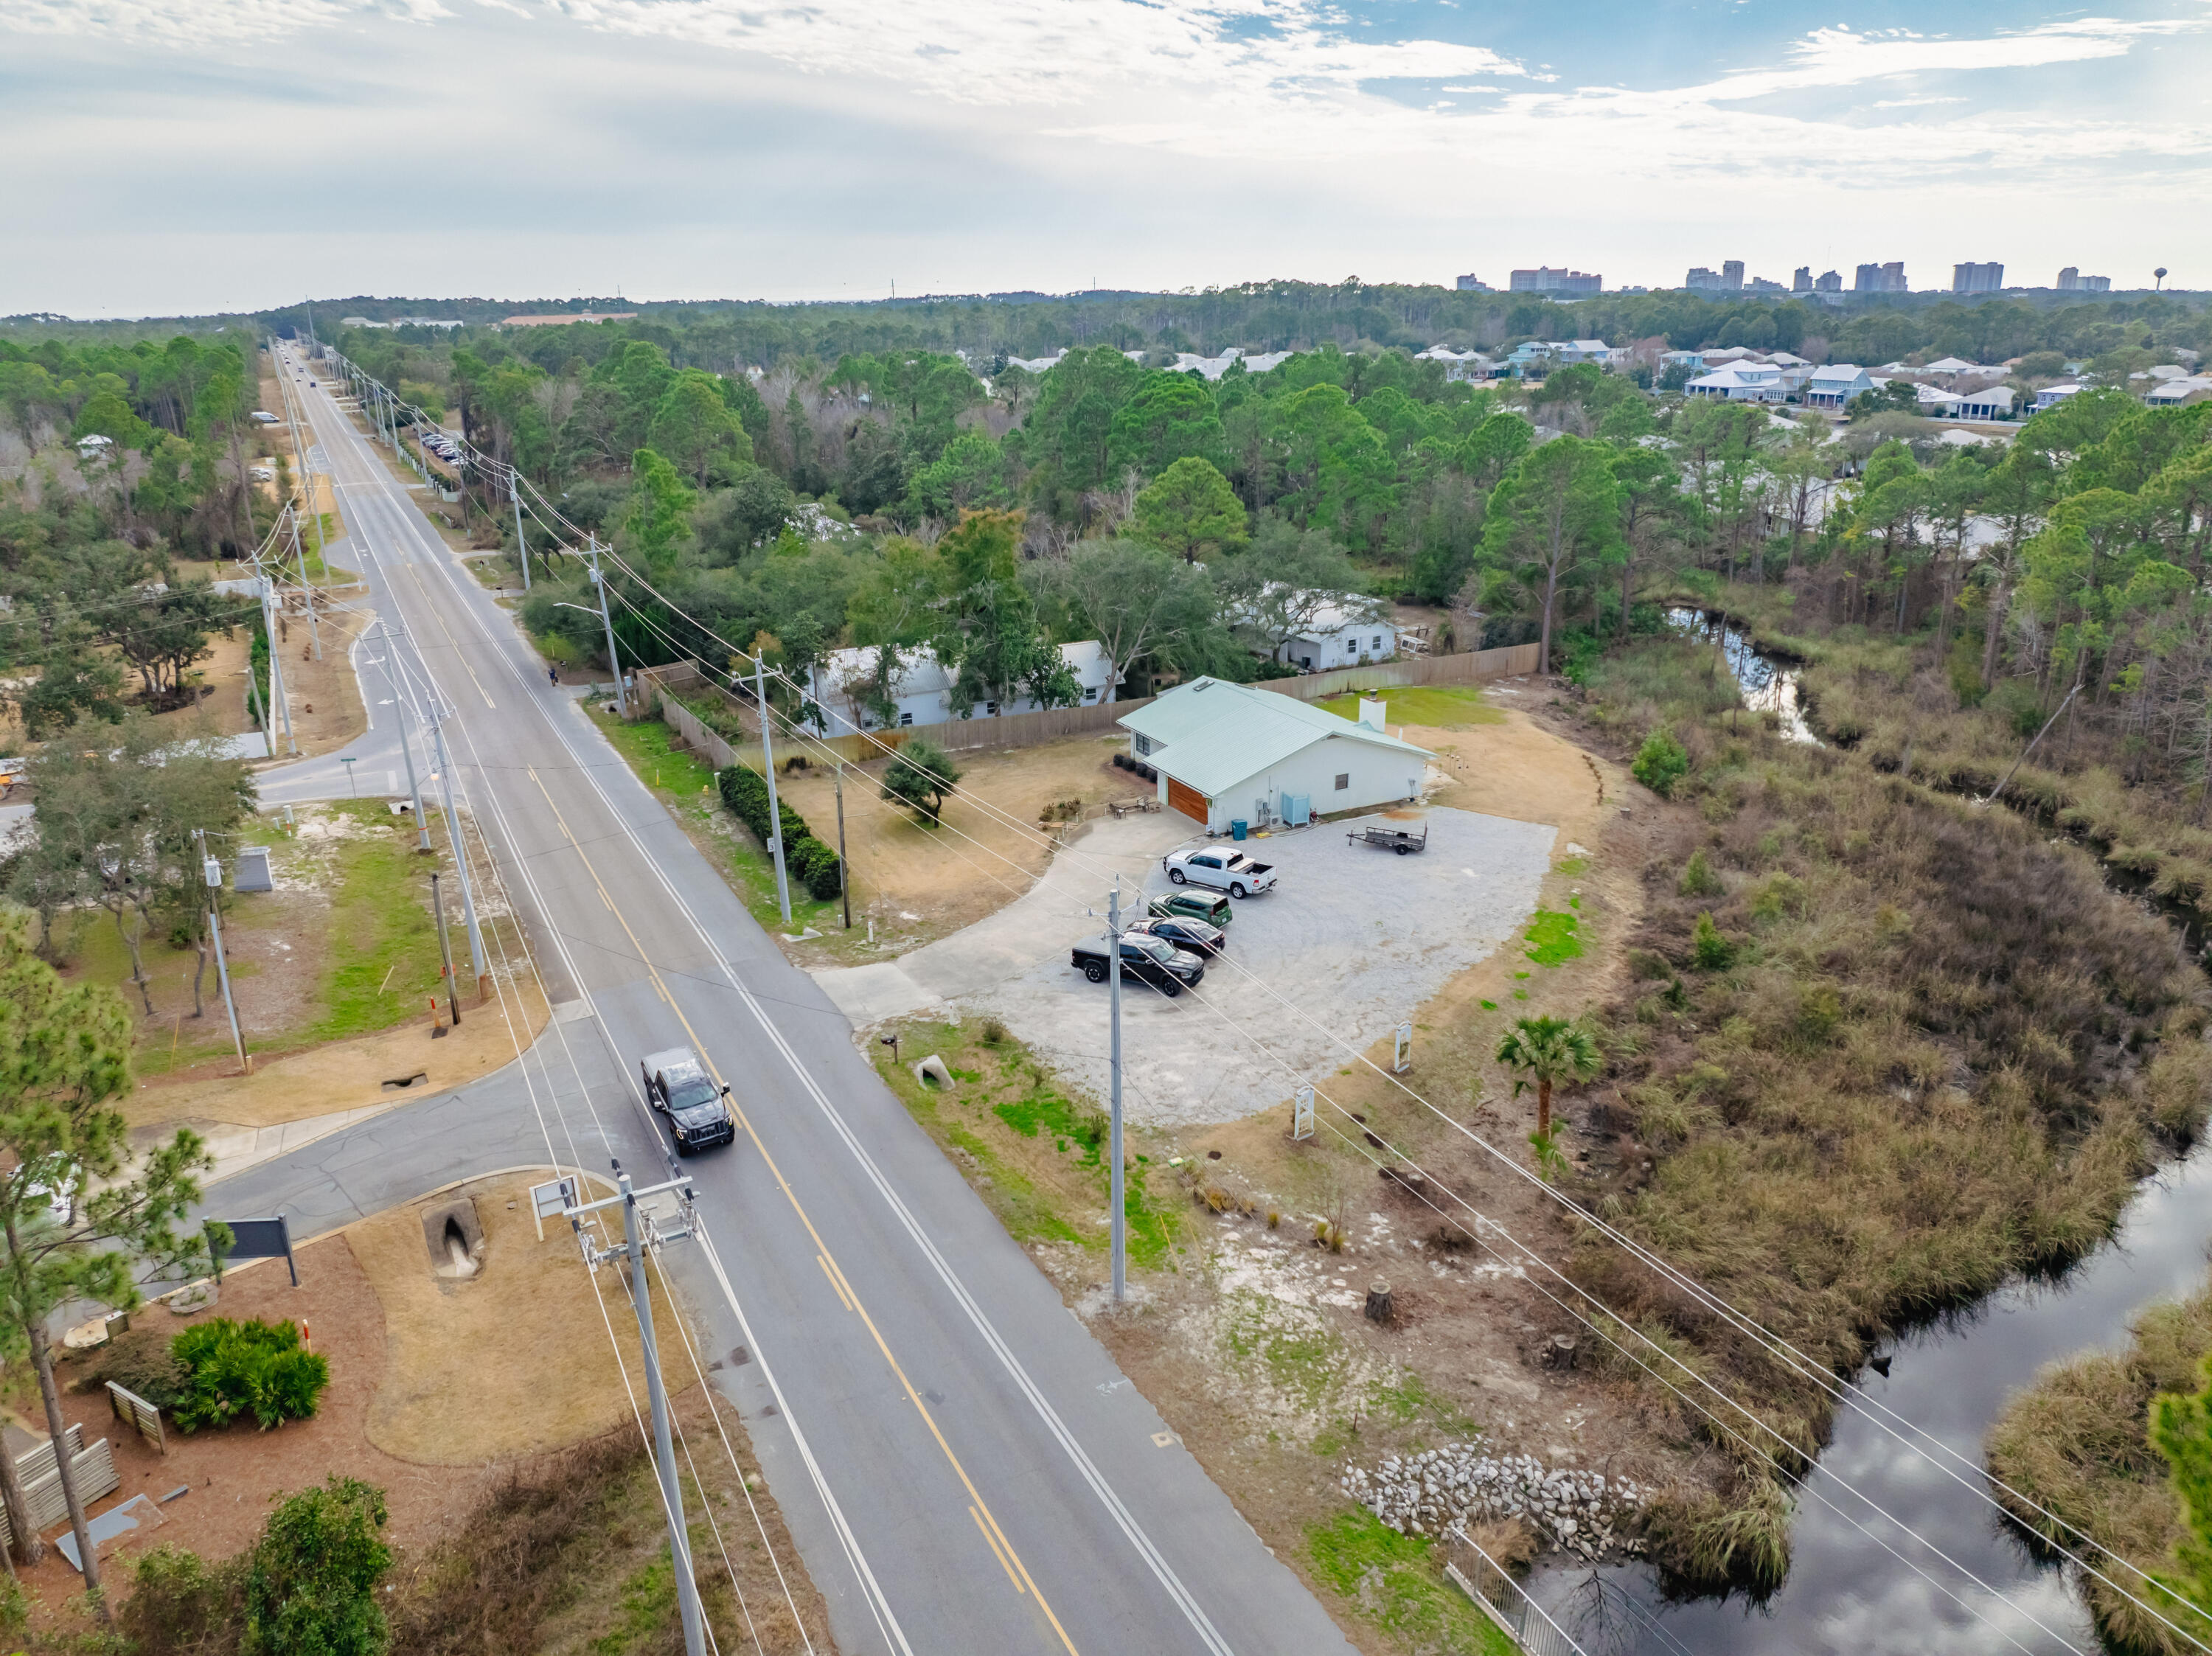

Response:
(2147, 377), (2212, 407)
(1804, 365), (1874, 409)
(1685, 364), (1786, 403)
(1952, 385), (2017, 420)
(1231, 588), (1399, 672)
(1118, 677), (1433, 833)
(805, 640), (1116, 735)
(2034, 383), (2085, 411)
(1414, 346), (1500, 382)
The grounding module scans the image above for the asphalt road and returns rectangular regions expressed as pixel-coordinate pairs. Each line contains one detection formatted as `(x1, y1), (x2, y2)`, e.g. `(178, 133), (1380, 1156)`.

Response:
(216, 349), (1357, 1656)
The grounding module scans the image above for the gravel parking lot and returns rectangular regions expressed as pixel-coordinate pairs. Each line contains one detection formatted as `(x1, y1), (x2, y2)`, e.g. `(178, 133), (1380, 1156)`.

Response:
(964, 806), (1557, 1127)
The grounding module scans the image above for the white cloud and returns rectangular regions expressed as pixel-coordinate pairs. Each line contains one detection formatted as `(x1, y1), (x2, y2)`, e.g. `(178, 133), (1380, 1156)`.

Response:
(1871, 96), (1967, 108)
(0, 0), (448, 41)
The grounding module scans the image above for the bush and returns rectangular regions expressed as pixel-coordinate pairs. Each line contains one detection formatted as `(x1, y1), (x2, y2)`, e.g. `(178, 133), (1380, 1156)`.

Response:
(880, 739), (961, 826)
(245, 1478), (391, 1656)
(89, 1327), (188, 1411)
(1691, 911), (1736, 971)
(1677, 849), (1723, 897)
(1632, 726), (1690, 797)
(123, 1543), (246, 1654)
(716, 765), (841, 900)
(172, 1318), (330, 1433)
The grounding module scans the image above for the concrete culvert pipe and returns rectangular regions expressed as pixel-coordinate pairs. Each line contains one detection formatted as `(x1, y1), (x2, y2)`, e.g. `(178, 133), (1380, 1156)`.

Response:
(422, 1197), (485, 1281)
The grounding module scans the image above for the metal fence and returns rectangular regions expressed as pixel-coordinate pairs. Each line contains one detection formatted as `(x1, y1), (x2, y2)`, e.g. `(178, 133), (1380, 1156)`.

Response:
(1442, 1526), (1589, 1656)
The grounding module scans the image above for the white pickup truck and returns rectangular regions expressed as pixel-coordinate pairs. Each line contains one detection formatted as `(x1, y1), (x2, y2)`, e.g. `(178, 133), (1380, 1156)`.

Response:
(1162, 846), (1277, 899)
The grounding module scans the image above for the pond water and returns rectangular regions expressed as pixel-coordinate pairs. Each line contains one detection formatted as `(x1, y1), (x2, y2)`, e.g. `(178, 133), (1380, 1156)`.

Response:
(1665, 608), (1820, 745)
(1521, 623), (2212, 1655)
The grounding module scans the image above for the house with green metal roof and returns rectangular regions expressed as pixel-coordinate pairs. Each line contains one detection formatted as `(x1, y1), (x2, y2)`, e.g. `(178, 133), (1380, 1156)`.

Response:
(1117, 678), (1433, 833)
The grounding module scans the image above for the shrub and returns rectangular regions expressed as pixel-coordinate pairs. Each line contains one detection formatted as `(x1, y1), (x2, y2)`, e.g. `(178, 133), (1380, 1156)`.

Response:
(1691, 911), (1736, 972)
(89, 1327), (188, 1411)
(715, 765), (841, 899)
(1632, 726), (1690, 797)
(124, 1543), (246, 1653)
(880, 739), (961, 825)
(172, 1318), (330, 1433)
(244, 1477), (391, 1656)
(1677, 849), (1723, 897)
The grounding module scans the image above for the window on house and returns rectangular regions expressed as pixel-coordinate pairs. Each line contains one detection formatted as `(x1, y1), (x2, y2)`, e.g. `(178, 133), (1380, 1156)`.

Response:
(1334, 773), (1350, 790)
(986, 701), (1000, 717)
(1084, 688), (1097, 702)
(899, 712), (914, 726)
(1373, 636), (1382, 650)
(1133, 732), (1152, 756)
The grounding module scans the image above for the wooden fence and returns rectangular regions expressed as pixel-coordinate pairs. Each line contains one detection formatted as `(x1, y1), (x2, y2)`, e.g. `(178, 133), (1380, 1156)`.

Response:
(0, 1426), (119, 1550)
(108, 1381), (166, 1455)
(633, 643), (1543, 773)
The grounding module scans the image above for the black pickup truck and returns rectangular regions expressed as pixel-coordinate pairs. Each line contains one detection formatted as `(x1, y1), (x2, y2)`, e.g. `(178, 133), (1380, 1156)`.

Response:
(639, 1046), (737, 1154)
(1070, 932), (1207, 995)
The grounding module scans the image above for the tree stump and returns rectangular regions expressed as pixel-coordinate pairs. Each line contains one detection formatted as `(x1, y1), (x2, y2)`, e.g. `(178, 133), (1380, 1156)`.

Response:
(1365, 1281), (1394, 1324)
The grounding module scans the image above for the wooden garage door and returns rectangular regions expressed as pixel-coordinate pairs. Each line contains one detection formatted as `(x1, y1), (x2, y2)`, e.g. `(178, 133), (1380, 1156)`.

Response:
(1165, 776), (1208, 825)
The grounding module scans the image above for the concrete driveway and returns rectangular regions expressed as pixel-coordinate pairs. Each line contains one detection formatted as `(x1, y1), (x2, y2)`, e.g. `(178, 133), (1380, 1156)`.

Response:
(965, 806), (1556, 1127)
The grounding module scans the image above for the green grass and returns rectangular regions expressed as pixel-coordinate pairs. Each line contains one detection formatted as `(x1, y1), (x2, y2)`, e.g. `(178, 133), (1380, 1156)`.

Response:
(306, 802), (451, 1044)
(591, 709), (840, 937)
(1306, 1510), (1520, 1656)
(1317, 685), (1503, 729)
(1523, 909), (1583, 967)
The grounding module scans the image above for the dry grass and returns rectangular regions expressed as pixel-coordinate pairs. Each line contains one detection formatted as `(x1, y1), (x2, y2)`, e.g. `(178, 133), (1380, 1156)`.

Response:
(1564, 636), (2211, 1592)
(1987, 1278), (2212, 1655)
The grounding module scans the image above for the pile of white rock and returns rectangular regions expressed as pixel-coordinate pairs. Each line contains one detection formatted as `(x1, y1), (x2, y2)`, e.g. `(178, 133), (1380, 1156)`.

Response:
(1342, 1446), (1646, 1560)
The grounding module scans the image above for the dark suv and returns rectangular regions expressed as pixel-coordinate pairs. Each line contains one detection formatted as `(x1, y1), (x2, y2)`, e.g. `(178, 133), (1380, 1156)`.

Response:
(640, 1046), (737, 1154)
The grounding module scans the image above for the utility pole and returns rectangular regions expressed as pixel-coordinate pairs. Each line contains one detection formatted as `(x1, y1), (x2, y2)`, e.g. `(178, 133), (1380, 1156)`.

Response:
(755, 654), (792, 925)
(289, 506), (321, 661)
(510, 467), (531, 592)
(431, 871), (460, 1028)
(378, 623), (432, 852)
(1108, 877), (1126, 1302)
(430, 717), (487, 985)
(834, 762), (851, 930)
(197, 831), (249, 1075)
(260, 572), (296, 754)
(586, 536), (628, 717)
(565, 1165), (708, 1656)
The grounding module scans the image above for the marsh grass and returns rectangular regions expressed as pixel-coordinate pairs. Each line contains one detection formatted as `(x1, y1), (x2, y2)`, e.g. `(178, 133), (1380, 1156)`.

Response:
(1575, 636), (2209, 1593)
(1986, 1280), (2212, 1655)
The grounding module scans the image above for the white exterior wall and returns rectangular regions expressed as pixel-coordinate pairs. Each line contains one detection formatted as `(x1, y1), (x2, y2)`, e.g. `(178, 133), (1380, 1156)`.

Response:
(1198, 737), (1425, 835)
(1275, 621), (1399, 672)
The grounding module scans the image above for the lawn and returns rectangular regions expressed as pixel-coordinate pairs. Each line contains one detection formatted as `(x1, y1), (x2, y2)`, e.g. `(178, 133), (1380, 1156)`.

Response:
(1316, 685), (1503, 729)
(1306, 1511), (1520, 1656)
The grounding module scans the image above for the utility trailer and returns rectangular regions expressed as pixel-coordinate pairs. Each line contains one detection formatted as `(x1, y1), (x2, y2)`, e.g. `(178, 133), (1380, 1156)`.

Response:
(1347, 822), (1428, 856)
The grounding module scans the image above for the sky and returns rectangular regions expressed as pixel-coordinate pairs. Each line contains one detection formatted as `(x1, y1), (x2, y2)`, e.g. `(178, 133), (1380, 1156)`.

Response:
(2, 0), (2208, 318)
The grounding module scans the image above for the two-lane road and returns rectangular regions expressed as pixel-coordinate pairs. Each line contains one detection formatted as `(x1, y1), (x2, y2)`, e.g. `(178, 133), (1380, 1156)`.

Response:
(236, 349), (1355, 1656)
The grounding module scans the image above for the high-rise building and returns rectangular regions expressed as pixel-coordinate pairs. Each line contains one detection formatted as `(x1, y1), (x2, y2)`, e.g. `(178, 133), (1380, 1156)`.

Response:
(1854, 262), (1908, 293)
(1722, 260), (1745, 291)
(1952, 262), (2005, 294)
(1454, 274), (1493, 292)
(1792, 267), (1814, 293)
(2055, 267), (2110, 293)
(1685, 266), (1722, 291)
(2056, 267), (2079, 291)
(1747, 277), (1786, 293)
(2083, 274), (2112, 293)
(1508, 268), (1602, 296)
(1815, 270), (1843, 293)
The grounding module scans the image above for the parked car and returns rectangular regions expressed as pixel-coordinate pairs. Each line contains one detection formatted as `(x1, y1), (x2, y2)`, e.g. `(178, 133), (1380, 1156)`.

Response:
(1070, 932), (1206, 995)
(1149, 891), (1233, 928)
(639, 1045), (737, 1154)
(1127, 914), (1226, 957)
(251, 410), (280, 424)
(1162, 846), (1277, 899)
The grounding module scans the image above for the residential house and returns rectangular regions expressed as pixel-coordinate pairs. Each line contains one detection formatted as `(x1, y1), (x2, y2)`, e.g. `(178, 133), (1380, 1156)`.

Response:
(2146, 377), (2212, 407)
(2034, 383), (2086, 411)
(1414, 346), (1500, 382)
(805, 641), (1116, 735)
(1803, 365), (1874, 409)
(1232, 588), (1399, 672)
(1684, 363), (1786, 403)
(1118, 678), (1433, 832)
(1951, 386), (2017, 420)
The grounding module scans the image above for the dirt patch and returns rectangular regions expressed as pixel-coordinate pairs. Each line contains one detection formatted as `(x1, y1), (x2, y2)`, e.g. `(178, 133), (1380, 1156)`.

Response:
(347, 1174), (692, 1463)
(776, 732), (1150, 953)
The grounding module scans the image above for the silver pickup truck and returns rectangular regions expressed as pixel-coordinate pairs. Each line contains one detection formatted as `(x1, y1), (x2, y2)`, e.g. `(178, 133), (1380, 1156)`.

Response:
(1162, 846), (1277, 899)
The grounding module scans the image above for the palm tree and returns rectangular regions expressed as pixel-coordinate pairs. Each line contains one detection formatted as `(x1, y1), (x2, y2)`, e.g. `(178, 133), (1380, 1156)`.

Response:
(1494, 1015), (1602, 1141)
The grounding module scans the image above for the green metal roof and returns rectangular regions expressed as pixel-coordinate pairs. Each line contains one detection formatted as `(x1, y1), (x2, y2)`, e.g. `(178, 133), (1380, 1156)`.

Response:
(1118, 678), (1431, 798)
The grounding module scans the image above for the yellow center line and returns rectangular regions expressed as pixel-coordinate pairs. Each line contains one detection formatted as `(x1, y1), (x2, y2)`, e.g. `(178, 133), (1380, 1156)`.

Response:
(518, 765), (1078, 1651)
(972, 1506), (1026, 1595)
(818, 1254), (857, 1313)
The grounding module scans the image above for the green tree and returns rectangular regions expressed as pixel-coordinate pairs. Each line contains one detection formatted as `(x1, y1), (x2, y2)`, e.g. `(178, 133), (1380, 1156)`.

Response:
(1481, 436), (1621, 675)
(881, 737), (961, 825)
(0, 906), (218, 1596)
(1632, 727), (1689, 797)
(243, 1476), (392, 1656)
(1024, 539), (1221, 703)
(648, 369), (752, 487)
(1494, 1014), (1601, 1141)
(931, 509), (1074, 712)
(1215, 524), (1377, 663)
(622, 447), (697, 568)
(1132, 456), (1248, 563)
(1105, 374), (1227, 479)
(907, 431), (1012, 518)
(1271, 383), (1397, 546)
